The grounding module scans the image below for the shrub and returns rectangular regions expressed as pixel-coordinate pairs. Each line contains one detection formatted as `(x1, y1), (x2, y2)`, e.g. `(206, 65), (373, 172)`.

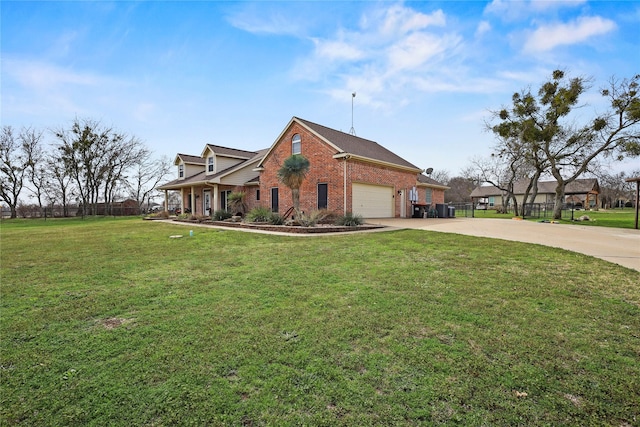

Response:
(335, 212), (363, 226)
(213, 210), (232, 221)
(316, 209), (339, 224)
(297, 211), (322, 227)
(246, 206), (272, 222)
(269, 213), (285, 225)
(152, 210), (170, 219)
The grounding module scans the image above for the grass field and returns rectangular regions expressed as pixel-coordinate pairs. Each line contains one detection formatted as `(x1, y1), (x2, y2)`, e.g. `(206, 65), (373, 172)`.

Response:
(1, 217), (639, 426)
(472, 208), (638, 229)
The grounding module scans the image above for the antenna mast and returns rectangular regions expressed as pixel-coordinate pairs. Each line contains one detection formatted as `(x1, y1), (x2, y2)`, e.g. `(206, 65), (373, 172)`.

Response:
(349, 92), (356, 136)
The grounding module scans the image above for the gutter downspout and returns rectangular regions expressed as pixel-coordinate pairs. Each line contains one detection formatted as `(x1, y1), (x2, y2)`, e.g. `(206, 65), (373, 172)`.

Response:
(343, 156), (349, 215)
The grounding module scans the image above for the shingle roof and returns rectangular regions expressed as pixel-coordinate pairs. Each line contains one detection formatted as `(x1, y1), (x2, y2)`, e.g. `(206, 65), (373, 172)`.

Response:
(176, 154), (205, 165)
(158, 170), (208, 190)
(417, 174), (448, 188)
(295, 117), (421, 171)
(205, 144), (259, 159)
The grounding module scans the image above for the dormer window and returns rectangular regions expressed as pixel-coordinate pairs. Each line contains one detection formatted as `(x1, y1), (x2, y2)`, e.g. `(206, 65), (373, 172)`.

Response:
(179, 164), (184, 178)
(208, 156), (214, 172)
(292, 134), (301, 155)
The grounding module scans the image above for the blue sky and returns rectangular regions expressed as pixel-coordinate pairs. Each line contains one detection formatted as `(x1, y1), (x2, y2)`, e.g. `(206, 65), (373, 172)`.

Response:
(2, 0), (639, 176)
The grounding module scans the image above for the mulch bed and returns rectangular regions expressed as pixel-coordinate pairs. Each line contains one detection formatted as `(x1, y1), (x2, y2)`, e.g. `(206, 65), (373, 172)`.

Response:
(172, 219), (384, 234)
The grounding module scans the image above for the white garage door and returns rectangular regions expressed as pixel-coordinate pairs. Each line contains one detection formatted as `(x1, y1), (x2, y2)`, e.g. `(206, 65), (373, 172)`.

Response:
(352, 183), (394, 218)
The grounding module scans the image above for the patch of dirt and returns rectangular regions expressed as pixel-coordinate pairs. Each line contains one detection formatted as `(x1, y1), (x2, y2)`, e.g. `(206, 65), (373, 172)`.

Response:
(98, 317), (134, 330)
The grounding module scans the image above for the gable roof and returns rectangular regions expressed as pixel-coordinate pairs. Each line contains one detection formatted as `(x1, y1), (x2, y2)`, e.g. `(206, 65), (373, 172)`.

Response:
(257, 117), (421, 172)
(174, 154), (205, 166)
(470, 178), (600, 198)
(159, 148), (268, 190)
(202, 144), (258, 159)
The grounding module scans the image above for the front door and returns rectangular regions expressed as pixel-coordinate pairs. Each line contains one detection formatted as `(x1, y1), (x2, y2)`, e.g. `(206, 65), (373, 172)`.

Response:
(203, 190), (211, 216)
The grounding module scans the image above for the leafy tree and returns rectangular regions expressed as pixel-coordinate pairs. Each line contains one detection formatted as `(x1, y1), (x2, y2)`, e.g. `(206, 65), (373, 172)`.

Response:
(491, 70), (640, 219)
(277, 154), (310, 217)
(0, 126), (42, 218)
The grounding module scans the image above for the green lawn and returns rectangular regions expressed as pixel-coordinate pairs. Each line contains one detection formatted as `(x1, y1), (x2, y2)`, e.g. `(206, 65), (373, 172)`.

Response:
(1, 217), (639, 426)
(473, 208), (638, 229)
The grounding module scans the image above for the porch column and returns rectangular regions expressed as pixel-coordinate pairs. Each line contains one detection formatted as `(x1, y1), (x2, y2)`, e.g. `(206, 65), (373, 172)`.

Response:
(191, 186), (196, 214)
(180, 188), (185, 213)
(213, 184), (219, 212)
(164, 190), (168, 211)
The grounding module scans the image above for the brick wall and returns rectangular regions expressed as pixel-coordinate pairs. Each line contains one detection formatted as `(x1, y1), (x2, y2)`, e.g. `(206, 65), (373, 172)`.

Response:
(259, 121), (420, 217)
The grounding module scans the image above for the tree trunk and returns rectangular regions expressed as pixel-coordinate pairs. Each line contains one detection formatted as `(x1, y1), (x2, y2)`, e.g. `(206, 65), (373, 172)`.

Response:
(553, 184), (565, 219)
(292, 188), (300, 217)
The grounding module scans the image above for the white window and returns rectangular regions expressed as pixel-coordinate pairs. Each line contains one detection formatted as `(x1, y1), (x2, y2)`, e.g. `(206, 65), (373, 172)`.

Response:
(425, 188), (432, 204)
(179, 164), (184, 178)
(292, 134), (301, 155)
(208, 156), (214, 172)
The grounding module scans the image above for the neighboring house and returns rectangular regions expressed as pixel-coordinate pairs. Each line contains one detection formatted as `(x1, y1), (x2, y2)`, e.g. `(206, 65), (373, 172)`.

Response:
(470, 178), (600, 209)
(158, 117), (448, 218)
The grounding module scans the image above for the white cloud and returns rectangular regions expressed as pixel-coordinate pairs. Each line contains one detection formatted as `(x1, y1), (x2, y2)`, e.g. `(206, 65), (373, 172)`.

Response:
(524, 16), (616, 52)
(387, 32), (460, 72)
(476, 21), (491, 37)
(226, 8), (303, 36)
(378, 5), (445, 36)
(287, 3), (468, 108)
(312, 38), (365, 62)
(4, 58), (104, 89)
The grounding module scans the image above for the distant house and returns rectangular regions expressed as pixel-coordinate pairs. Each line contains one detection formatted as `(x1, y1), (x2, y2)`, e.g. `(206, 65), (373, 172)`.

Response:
(158, 116), (448, 218)
(470, 178), (600, 209)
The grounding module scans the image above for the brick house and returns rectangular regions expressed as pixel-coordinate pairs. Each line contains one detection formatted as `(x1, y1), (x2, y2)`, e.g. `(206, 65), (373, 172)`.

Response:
(158, 117), (447, 218)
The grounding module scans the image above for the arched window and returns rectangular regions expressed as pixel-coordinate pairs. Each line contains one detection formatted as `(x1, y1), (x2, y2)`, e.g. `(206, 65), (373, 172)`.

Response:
(292, 134), (301, 155)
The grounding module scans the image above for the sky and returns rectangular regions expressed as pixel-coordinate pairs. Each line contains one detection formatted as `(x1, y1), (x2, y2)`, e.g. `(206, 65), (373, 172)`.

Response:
(2, 0), (639, 178)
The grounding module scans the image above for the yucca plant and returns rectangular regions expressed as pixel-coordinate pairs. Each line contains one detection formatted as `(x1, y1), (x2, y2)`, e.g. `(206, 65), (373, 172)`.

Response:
(277, 155), (310, 217)
(227, 191), (247, 215)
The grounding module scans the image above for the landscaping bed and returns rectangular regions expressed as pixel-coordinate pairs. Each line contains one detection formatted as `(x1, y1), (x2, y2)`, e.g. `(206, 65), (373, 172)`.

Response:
(173, 218), (384, 233)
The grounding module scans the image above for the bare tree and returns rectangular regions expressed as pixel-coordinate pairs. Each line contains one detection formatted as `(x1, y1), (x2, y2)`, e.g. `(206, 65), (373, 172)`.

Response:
(22, 128), (48, 215)
(0, 126), (43, 218)
(126, 153), (172, 211)
(445, 176), (476, 203)
(429, 169), (450, 185)
(468, 151), (531, 214)
(54, 118), (145, 217)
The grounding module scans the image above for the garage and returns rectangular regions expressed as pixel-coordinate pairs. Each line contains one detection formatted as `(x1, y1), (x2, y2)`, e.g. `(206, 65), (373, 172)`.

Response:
(352, 183), (394, 218)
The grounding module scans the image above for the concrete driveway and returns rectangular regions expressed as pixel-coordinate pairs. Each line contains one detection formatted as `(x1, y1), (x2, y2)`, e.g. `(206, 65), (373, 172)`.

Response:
(369, 217), (640, 272)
